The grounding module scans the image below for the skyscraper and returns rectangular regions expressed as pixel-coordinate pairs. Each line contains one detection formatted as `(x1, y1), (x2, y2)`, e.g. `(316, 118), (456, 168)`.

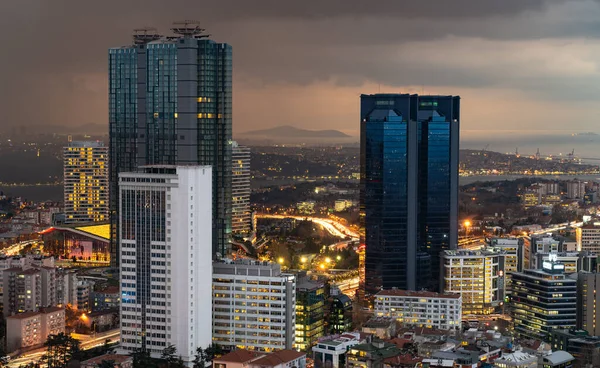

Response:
(109, 23), (232, 267)
(360, 94), (459, 294)
(118, 166), (212, 362)
(231, 142), (251, 236)
(63, 141), (109, 224)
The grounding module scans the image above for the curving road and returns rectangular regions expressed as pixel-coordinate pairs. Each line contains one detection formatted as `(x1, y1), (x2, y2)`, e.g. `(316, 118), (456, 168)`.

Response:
(256, 214), (360, 240)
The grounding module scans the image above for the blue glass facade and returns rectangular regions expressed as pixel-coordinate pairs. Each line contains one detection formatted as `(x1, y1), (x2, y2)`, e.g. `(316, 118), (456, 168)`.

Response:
(109, 34), (232, 266)
(360, 94), (459, 294)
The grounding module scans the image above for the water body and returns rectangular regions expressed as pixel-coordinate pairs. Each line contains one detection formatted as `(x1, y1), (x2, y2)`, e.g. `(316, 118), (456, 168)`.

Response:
(458, 174), (600, 185)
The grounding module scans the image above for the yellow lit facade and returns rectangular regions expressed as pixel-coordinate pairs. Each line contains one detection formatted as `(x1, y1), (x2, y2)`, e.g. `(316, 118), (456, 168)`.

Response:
(63, 141), (109, 224)
(442, 249), (506, 316)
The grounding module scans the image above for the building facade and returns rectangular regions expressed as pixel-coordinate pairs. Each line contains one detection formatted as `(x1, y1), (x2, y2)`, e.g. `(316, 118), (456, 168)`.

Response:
(577, 271), (600, 336)
(6, 307), (65, 353)
(360, 94), (460, 294)
(63, 141), (109, 224)
(3, 268), (42, 316)
(374, 289), (462, 331)
(295, 276), (326, 351)
(313, 333), (363, 368)
(118, 166), (213, 363)
(511, 264), (577, 341)
(212, 259), (296, 352)
(576, 224), (600, 253)
(231, 142), (251, 236)
(109, 23), (232, 267)
(441, 249), (506, 315)
(329, 294), (353, 335)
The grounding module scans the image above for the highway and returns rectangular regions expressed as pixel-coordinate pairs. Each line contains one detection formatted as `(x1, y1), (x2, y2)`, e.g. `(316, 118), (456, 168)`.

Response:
(256, 214), (360, 240)
(1, 240), (39, 256)
(6, 329), (120, 367)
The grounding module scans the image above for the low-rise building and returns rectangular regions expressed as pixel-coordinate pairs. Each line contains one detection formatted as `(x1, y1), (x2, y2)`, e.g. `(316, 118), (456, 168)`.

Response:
(91, 286), (120, 311)
(492, 349), (537, 368)
(6, 307), (65, 353)
(539, 351), (575, 368)
(361, 317), (397, 340)
(374, 289), (462, 331)
(80, 354), (133, 368)
(313, 332), (363, 368)
(346, 340), (404, 368)
(213, 349), (306, 368)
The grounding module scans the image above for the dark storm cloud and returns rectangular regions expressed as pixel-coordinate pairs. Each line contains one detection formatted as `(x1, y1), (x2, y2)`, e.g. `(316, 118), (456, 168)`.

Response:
(0, 0), (597, 130)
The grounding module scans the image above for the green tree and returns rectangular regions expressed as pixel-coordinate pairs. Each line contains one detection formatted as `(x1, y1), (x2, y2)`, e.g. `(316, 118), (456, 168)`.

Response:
(193, 344), (223, 368)
(131, 349), (158, 368)
(161, 345), (185, 368)
(41, 332), (80, 368)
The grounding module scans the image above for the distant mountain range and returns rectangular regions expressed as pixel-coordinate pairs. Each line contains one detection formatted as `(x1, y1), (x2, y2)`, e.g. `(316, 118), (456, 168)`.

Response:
(5, 123), (107, 135)
(239, 125), (353, 139)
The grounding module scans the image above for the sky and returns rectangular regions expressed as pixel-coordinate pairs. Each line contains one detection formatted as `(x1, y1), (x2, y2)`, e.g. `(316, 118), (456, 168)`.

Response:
(2, 0), (600, 143)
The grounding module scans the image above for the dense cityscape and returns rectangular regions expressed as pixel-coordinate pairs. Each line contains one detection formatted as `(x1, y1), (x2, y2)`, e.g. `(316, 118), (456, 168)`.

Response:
(2, 6), (600, 368)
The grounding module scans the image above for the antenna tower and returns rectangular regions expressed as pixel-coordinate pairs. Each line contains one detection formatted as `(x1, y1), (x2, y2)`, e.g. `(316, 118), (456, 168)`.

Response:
(133, 27), (162, 44)
(171, 20), (208, 38)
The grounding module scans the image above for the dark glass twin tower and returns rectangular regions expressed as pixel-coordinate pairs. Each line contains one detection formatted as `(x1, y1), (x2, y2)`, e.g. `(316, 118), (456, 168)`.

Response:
(360, 94), (459, 294)
(109, 29), (232, 266)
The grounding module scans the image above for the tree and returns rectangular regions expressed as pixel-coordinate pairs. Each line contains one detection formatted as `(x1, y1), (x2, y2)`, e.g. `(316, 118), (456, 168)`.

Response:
(131, 349), (158, 368)
(193, 344), (223, 368)
(41, 333), (80, 368)
(161, 345), (185, 368)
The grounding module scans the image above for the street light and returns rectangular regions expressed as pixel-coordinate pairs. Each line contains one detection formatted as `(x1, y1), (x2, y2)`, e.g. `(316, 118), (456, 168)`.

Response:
(277, 257), (284, 264)
(325, 257), (331, 264)
(300, 256), (307, 263)
(336, 255), (341, 261)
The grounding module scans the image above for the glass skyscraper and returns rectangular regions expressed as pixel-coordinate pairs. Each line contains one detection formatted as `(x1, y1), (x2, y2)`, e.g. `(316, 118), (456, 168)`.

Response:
(360, 93), (459, 295)
(109, 24), (232, 267)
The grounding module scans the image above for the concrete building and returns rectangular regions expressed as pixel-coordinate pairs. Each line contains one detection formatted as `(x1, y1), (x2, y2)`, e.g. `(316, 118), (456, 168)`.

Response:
(3, 268), (42, 316)
(374, 289), (462, 331)
(56, 269), (78, 308)
(566, 180), (586, 199)
(91, 286), (120, 312)
(63, 141), (109, 224)
(441, 249), (506, 315)
(511, 261), (577, 341)
(539, 351), (575, 368)
(346, 339), (405, 368)
(361, 317), (397, 340)
(231, 142), (251, 236)
(6, 307), (65, 353)
(576, 223), (600, 252)
(77, 280), (92, 312)
(577, 271), (600, 336)
(212, 259), (296, 352)
(313, 333), (363, 368)
(295, 276), (326, 351)
(492, 349), (537, 368)
(118, 166), (213, 363)
(531, 252), (598, 274)
(213, 349), (306, 368)
(81, 354), (133, 368)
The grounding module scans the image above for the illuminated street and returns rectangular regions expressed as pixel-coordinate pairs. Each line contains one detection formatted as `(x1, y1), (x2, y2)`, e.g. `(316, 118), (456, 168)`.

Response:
(256, 214), (360, 240)
(6, 329), (120, 368)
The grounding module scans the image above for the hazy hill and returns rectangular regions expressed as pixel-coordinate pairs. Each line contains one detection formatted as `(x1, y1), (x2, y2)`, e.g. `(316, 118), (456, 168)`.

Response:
(240, 125), (352, 139)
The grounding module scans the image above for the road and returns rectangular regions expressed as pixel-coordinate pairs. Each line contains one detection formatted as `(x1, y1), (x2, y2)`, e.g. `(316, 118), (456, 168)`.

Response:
(7, 329), (120, 368)
(1, 240), (39, 256)
(256, 214), (360, 240)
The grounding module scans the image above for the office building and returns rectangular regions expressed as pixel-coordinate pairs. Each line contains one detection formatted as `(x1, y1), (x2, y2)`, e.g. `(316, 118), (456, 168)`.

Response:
(374, 289), (462, 331)
(109, 23), (232, 267)
(441, 249), (506, 315)
(531, 252), (598, 274)
(328, 294), (353, 335)
(313, 332), (363, 368)
(511, 261), (577, 341)
(551, 329), (600, 367)
(231, 142), (251, 236)
(6, 307), (65, 353)
(63, 141), (109, 224)
(577, 271), (600, 336)
(118, 166), (213, 363)
(360, 94), (460, 294)
(576, 223), (600, 253)
(295, 276), (326, 351)
(212, 259), (296, 352)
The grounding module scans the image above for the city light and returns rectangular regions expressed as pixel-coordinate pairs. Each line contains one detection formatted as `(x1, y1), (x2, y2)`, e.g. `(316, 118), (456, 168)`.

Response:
(300, 256), (307, 263)
(336, 255), (341, 261)
(325, 257), (331, 264)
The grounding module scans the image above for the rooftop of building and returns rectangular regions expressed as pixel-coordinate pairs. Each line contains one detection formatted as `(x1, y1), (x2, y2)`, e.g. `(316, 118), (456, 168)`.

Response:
(18, 268), (41, 275)
(297, 277), (325, 291)
(442, 249), (506, 257)
(81, 354), (132, 365)
(39, 307), (63, 314)
(7, 311), (41, 320)
(94, 286), (120, 295)
(376, 288), (460, 300)
(383, 354), (423, 366)
(542, 351), (574, 365)
(250, 350), (305, 366)
(363, 317), (396, 328)
(494, 350), (537, 363)
(350, 340), (401, 357)
(215, 349), (264, 363)
(67, 141), (105, 148)
(318, 333), (364, 347)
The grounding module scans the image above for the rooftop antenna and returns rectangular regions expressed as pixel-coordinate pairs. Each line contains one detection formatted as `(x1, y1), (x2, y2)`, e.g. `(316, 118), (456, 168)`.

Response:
(171, 20), (208, 38)
(133, 27), (162, 44)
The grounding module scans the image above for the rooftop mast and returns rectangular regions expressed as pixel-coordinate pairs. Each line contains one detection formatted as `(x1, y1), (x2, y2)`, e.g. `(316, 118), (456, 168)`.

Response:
(133, 27), (162, 44)
(171, 20), (209, 38)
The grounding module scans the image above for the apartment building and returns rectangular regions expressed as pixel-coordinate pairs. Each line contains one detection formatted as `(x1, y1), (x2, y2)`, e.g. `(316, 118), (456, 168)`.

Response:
(213, 259), (296, 352)
(374, 289), (462, 331)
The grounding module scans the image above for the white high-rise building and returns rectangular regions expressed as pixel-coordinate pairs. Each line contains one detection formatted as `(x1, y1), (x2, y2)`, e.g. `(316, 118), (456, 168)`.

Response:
(232, 142), (251, 236)
(212, 259), (296, 352)
(118, 166), (213, 363)
(63, 141), (109, 224)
